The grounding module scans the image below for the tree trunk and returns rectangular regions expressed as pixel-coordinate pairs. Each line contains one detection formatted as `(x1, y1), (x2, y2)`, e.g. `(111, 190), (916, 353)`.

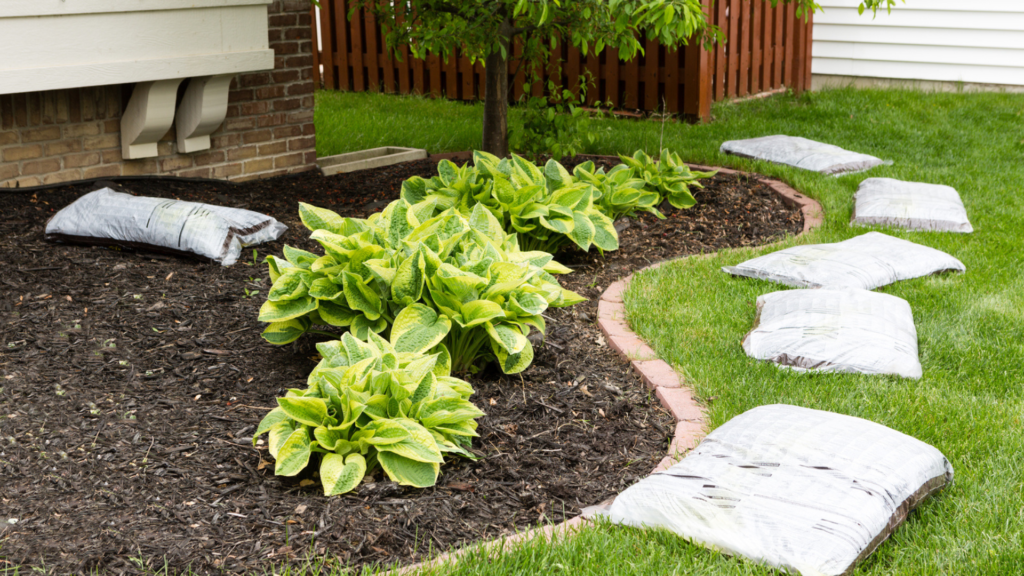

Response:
(482, 19), (512, 157)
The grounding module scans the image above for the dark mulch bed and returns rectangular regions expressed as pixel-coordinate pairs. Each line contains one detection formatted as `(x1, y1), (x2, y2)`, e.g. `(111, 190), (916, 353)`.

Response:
(0, 155), (801, 575)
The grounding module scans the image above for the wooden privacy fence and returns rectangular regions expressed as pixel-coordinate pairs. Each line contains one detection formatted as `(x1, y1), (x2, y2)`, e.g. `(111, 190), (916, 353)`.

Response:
(312, 1), (813, 121)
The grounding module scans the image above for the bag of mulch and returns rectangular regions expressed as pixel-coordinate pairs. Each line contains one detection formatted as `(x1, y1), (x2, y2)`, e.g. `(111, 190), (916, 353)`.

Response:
(722, 232), (965, 291)
(742, 288), (922, 379)
(585, 404), (953, 576)
(44, 187), (286, 266)
(720, 135), (890, 175)
(852, 178), (973, 233)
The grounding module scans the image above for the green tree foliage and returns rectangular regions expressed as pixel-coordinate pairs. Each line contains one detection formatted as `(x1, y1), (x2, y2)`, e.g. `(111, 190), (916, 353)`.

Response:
(346, 0), (902, 156)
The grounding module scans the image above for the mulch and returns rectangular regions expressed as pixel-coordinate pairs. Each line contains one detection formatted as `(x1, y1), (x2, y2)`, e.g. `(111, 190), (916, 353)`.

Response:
(0, 154), (802, 575)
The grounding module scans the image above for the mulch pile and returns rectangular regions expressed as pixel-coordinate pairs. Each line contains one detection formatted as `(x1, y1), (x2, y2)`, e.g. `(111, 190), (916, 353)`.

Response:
(0, 155), (801, 575)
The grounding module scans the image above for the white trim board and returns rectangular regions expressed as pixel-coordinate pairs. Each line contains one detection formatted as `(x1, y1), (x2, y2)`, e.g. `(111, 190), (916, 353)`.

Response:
(0, 0), (271, 18)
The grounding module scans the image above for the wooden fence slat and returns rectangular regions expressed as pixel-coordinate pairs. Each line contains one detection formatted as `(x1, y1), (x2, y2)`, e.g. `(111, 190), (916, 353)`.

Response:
(350, 5), (365, 91)
(567, 46), (581, 98)
(644, 37), (659, 110)
(460, 54), (473, 100)
(774, 3), (784, 87)
(428, 55), (441, 97)
(804, 11), (814, 91)
(665, 47), (679, 113)
(623, 51), (639, 110)
(365, 10), (380, 89)
(739, 0), (750, 96)
(727, 0), (739, 97)
(714, 0), (727, 100)
(783, 2), (794, 87)
(445, 53), (458, 97)
(378, 5), (395, 92)
(751, 0), (761, 93)
(762, 1), (774, 90)
(605, 48), (620, 107)
(334, 0), (351, 90)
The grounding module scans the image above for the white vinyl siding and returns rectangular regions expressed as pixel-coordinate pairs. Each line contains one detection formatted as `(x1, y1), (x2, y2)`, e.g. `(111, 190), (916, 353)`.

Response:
(812, 0), (1024, 86)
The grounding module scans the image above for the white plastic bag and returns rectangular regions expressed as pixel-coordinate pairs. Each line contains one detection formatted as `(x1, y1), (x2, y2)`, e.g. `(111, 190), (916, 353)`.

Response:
(586, 404), (953, 576)
(720, 135), (889, 175)
(852, 178), (973, 233)
(742, 288), (921, 379)
(45, 187), (287, 266)
(722, 232), (965, 291)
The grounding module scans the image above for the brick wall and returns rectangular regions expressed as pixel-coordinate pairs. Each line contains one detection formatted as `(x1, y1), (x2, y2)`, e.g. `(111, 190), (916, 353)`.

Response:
(0, 0), (316, 189)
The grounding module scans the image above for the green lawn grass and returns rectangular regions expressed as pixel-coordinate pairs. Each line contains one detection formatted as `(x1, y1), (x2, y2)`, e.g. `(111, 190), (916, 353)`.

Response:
(312, 87), (1024, 575)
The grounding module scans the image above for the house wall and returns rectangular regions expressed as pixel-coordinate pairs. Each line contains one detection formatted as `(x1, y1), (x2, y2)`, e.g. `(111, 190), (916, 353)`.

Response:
(812, 0), (1024, 87)
(0, 0), (317, 189)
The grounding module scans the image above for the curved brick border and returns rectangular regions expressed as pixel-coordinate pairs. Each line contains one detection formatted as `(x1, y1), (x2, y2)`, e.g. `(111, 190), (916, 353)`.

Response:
(391, 166), (824, 575)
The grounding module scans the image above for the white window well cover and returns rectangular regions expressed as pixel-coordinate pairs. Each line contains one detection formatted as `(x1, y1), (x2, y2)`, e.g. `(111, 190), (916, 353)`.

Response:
(742, 288), (921, 379)
(852, 178), (973, 233)
(45, 188), (286, 266)
(586, 404), (953, 576)
(722, 232), (965, 291)
(720, 135), (889, 175)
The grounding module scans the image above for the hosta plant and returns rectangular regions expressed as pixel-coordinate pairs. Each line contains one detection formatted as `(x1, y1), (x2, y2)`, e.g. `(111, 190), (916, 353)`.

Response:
(618, 149), (718, 210)
(258, 200), (585, 374)
(571, 161), (664, 221)
(253, 323), (485, 494)
(401, 151), (619, 254)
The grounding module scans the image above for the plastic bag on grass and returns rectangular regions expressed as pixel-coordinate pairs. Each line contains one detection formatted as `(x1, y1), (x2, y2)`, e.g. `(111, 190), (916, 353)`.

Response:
(852, 178), (973, 233)
(44, 187), (286, 266)
(586, 404), (953, 576)
(722, 232), (965, 291)
(742, 288), (921, 379)
(720, 135), (890, 175)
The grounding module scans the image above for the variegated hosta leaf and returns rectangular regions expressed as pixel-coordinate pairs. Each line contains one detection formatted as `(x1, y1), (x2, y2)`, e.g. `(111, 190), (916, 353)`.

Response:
(277, 396), (330, 427)
(390, 304), (452, 354)
(321, 453), (366, 495)
(299, 202), (347, 233)
(456, 299), (505, 328)
(484, 322), (528, 355)
(318, 301), (357, 327)
(283, 245), (319, 269)
(342, 271), (382, 320)
(378, 451), (440, 488)
(274, 427), (311, 476)
(268, 270), (310, 301)
(568, 211), (596, 251)
(392, 249), (425, 305)
(258, 296), (317, 323)
(253, 407), (289, 445)
(491, 336), (534, 375)
(261, 318), (311, 345)
(589, 210), (620, 252)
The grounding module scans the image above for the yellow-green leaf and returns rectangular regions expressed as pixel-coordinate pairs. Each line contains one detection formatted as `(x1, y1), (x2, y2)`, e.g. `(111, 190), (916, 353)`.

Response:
(377, 451), (439, 488)
(275, 427), (311, 476)
(390, 304), (452, 354)
(258, 297), (317, 322)
(321, 453), (366, 495)
(278, 397), (329, 427)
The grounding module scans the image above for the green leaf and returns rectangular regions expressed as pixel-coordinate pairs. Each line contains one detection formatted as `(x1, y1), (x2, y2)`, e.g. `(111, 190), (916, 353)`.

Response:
(342, 271), (382, 320)
(484, 322), (527, 355)
(544, 159), (573, 190)
(568, 210), (596, 251)
(351, 314), (388, 339)
(508, 292), (548, 316)
(321, 453), (366, 495)
(318, 301), (357, 327)
(457, 299), (505, 328)
(589, 211), (620, 251)
(377, 432), (444, 464)
(258, 297), (318, 323)
(275, 427), (312, 476)
(283, 245), (319, 269)
(261, 318), (311, 345)
(392, 250), (425, 305)
(377, 451), (439, 488)
(254, 407), (290, 445)
(492, 336), (534, 374)
(277, 396), (329, 427)
(363, 420), (411, 446)
(268, 270), (310, 301)
(308, 277), (345, 302)
(314, 425), (345, 451)
(299, 202), (346, 233)
(390, 304), (452, 354)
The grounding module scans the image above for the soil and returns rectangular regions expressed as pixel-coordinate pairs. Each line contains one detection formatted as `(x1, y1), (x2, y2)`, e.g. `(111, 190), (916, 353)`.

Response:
(0, 155), (802, 575)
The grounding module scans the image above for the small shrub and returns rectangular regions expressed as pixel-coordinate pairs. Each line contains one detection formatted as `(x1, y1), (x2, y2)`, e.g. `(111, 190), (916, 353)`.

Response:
(253, 326), (484, 494)
(618, 149), (718, 210)
(258, 201), (584, 374)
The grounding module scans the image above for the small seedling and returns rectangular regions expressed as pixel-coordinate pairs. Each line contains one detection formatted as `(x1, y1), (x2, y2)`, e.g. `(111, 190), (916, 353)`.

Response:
(242, 288), (260, 299)
(133, 294), (142, 300)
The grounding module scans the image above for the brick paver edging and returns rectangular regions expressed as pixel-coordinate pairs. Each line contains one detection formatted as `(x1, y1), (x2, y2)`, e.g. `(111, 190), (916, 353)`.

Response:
(389, 166), (824, 575)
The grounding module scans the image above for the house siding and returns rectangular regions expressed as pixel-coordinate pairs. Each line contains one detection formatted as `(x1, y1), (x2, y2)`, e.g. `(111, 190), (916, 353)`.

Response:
(812, 0), (1024, 86)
